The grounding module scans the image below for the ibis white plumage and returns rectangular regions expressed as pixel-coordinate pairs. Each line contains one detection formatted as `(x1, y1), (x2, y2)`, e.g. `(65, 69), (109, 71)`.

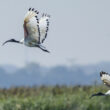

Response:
(90, 71), (110, 98)
(3, 8), (50, 53)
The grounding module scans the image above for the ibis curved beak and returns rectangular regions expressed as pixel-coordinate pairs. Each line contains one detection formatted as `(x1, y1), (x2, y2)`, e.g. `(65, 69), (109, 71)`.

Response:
(2, 39), (20, 46)
(2, 40), (11, 46)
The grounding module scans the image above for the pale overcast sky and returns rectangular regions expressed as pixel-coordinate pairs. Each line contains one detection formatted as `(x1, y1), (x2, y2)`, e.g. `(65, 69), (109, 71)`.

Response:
(0, 0), (110, 67)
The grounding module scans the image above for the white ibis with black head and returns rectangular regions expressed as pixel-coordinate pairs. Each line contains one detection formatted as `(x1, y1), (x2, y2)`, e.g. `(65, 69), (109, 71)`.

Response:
(3, 8), (50, 53)
(90, 71), (110, 98)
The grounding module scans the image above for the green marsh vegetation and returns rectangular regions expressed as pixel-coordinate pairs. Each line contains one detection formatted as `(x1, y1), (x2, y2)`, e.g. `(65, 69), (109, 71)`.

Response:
(0, 85), (109, 110)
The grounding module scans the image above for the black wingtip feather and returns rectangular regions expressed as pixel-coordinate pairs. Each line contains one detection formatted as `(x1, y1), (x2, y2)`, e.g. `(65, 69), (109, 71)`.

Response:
(35, 16), (37, 18)
(100, 71), (108, 77)
(29, 8), (39, 14)
(42, 13), (50, 17)
(100, 71), (103, 77)
(29, 8), (31, 11)
(32, 8), (34, 11)
(47, 22), (49, 26)
(35, 10), (39, 14)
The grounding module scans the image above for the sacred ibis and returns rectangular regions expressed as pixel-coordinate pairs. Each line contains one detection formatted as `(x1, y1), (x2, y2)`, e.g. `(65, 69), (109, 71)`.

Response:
(3, 8), (50, 53)
(90, 71), (110, 98)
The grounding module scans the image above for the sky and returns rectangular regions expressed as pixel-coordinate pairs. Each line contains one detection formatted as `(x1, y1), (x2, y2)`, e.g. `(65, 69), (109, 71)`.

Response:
(0, 0), (110, 67)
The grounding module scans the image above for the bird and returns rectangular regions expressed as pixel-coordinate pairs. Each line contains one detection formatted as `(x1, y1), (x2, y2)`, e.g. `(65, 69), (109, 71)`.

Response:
(90, 71), (110, 98)
(2, 8), (50, 53)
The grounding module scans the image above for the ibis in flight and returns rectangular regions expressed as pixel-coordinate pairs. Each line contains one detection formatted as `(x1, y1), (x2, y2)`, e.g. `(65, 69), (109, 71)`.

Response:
(3, 8), (50, 53)
(90, 71), (110, 98)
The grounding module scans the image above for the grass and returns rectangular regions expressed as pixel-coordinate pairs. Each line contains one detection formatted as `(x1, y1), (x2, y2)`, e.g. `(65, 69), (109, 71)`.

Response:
(0, 85), (109, 110)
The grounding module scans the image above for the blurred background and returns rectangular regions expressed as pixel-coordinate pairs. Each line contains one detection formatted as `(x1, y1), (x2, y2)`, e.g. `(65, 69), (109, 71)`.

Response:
(0, 0), (110, 87)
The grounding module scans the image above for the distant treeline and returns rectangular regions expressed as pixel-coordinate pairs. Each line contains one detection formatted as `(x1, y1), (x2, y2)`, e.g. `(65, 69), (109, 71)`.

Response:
(1, 61), (110, 87)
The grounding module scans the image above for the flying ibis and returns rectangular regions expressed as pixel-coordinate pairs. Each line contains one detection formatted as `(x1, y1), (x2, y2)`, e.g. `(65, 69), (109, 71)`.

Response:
(3, 8), (50, 53)
(90, 71), (110, 98)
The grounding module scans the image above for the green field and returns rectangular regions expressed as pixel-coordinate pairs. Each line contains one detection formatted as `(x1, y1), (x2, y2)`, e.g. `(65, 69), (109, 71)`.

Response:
(0, 85), (109, 110)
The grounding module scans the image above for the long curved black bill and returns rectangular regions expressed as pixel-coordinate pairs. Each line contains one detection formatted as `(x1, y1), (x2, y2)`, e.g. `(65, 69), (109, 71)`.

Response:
(2, 40), (11, 46)
(89, 92), (105, 99)
(2, 39), (20, 46)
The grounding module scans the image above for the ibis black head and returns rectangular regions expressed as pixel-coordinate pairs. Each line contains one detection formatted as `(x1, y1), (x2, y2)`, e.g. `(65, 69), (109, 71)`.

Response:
(2, 39), (20, 46)
(90, 92), (105, 99)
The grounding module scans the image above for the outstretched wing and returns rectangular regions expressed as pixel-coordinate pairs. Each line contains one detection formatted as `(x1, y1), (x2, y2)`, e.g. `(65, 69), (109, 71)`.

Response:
(100, 71), (110, 87)
(39, 14), (50, 43)
(24, 8), (40, 43)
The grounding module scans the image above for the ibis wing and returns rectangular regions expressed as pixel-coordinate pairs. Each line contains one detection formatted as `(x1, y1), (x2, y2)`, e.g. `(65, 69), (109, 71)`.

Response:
(24, 8), (40, 43)
(39, 14), (50, 43)
(100, 71), (110, 87)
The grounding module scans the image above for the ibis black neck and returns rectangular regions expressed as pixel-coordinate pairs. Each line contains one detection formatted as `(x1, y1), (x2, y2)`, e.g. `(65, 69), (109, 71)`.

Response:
(90, 92), (105, 99)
